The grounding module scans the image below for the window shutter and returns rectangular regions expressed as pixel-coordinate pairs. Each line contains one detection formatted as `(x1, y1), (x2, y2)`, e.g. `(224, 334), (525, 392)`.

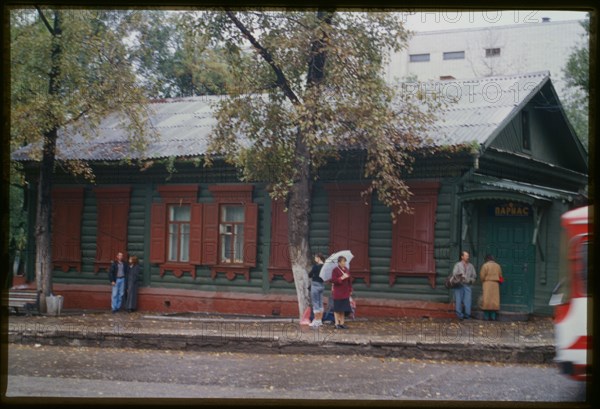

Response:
(269, 200), (291, 270)
(51, 188), (84, 272)
(202, 203), (219, 265)
(391, 201), (436, 273)
(94, 187), (131, 272)
(330, 202), (349, 252)
(244, 203), (259, 267)
(349, 202), (370, 273)
(389, 181), (439, 287)
(189, 203), (203, 265)
(150, 203), (166, 264)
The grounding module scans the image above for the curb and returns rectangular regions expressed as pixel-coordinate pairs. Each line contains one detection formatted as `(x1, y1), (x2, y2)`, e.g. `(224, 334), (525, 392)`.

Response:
(7, 327), (555, 365)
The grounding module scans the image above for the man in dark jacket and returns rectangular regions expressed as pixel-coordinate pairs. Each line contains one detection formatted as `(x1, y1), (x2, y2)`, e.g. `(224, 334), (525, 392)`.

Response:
(109, 252), (129, 313)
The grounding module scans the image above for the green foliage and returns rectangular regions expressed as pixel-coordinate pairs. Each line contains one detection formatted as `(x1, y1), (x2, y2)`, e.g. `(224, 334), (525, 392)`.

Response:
(195, 11), (443, 216)
(9, 163), (28, 252)
(562, 15), (589, 149)
(128, 10), (246, 98)
(10, 8), (155, 163)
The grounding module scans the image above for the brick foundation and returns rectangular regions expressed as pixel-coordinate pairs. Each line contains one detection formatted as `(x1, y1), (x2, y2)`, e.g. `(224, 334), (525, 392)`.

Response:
(11, 283), (455, 318)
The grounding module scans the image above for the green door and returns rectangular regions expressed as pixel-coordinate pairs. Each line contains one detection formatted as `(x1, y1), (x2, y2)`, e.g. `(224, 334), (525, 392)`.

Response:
(483, 208), (536, 313)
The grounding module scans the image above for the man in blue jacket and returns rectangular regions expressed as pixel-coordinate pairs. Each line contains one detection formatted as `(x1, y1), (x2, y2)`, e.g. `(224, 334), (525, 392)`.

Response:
(109, 252), (129, 313)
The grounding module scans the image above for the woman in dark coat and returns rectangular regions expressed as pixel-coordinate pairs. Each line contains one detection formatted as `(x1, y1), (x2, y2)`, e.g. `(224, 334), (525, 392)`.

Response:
(125, 255), (141, 313)
(331, 256), (353, 329)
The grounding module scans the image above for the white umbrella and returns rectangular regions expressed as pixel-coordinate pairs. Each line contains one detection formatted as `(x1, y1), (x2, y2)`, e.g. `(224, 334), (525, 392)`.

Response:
(319, 250), (354, 282)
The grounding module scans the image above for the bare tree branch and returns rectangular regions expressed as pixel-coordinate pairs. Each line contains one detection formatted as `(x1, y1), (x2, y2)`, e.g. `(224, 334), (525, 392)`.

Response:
(35, 6), (55, 36)
(224, 9), (301, 106)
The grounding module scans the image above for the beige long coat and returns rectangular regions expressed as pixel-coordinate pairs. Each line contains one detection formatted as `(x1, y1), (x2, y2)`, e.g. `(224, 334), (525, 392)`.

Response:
(479, 261), (503, 311)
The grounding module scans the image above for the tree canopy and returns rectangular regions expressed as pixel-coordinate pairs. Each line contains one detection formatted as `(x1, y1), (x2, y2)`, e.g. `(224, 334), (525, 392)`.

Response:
(562, 15), (589, 149)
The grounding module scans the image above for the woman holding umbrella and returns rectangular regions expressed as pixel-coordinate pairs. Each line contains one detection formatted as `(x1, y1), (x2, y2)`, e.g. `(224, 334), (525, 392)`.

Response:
(331, 255), (353, 329)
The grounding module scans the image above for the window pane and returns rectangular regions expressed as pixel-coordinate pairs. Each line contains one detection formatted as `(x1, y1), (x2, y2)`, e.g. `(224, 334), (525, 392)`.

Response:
(485, 48), (501, 57)
(222, 206), (245, 222)
(443, 51), (465, 60)
(170, 205), (191, 222)
(221, 234), (232, 263)
(234, 224), (244, 263)
(168, 224), (178, 262)
(409, 53), (430, 62)
(180, 223), (190, 262)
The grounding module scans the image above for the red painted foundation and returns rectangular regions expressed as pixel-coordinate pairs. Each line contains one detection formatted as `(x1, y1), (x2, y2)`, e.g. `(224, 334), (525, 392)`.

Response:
(12, 282), (455, 318)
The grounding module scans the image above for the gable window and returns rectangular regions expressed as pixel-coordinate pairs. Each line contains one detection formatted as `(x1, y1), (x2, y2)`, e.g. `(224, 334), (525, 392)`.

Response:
(485, 47), (501, 57)
(168, 205), (191, 263)
(150, 185), (202, 278)
(220, 205), (245, 264)
(443, 51), (465, 60)
(409, 53), (430, 62)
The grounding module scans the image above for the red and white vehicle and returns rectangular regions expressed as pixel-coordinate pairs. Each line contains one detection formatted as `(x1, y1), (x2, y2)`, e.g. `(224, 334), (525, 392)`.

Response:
(549, 205), (592, 381)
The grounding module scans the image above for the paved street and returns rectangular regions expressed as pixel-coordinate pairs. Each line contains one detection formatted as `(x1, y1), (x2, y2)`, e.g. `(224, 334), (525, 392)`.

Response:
(5, 344), (586, 401)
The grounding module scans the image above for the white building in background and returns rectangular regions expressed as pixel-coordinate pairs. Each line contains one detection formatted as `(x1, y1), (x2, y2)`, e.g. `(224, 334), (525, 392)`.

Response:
(385, 18), (587, 98)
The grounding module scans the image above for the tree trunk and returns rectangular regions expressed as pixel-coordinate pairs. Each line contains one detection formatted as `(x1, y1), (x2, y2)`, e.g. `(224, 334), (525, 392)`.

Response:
(287, 10), (334, 318)
(287, 143), (313, 318)
(34, 9), (62, 313)
(34, 130), (56, 312)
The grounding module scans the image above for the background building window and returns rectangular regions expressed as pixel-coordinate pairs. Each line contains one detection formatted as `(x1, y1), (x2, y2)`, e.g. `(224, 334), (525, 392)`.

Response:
(168, 205), (191, 262)
(409, 53), (430, 62)
(443, 51), (465, 60)
(485, 48), (501, 57)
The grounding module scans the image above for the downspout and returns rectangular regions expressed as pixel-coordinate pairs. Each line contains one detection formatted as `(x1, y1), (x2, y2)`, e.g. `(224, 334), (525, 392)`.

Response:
(455, 144), (481, 259)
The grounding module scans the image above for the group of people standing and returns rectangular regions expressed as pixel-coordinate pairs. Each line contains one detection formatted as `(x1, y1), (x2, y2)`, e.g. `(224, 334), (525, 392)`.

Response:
(451, 251), (504, 321)
(109, 251), (141, 313)
(308, 253), (353, 330)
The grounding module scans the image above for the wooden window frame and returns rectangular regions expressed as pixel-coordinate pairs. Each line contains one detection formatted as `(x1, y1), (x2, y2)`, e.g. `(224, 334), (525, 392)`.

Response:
(205, 185), (258, 282)
(151, 185), (202, 279)
(389, 181), (440, 288)
(167, 204), (192, 263)
(219, 204), (246, 265)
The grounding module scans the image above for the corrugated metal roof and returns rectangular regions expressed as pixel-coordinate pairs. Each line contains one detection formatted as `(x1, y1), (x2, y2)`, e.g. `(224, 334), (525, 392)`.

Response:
(470, 173), (578, 202)
(11, 71), (551, 162)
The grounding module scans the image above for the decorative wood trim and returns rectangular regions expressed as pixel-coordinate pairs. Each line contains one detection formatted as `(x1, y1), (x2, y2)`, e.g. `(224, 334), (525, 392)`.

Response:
(157, 185), (199, 203)
(268, 268), (295, 283)
(209, 185), (253, 204)
(389, 272), (436, 288)
(351, 271), (371, 287)
(159, 263), (197, 279)
(211, 265), (251, 281)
